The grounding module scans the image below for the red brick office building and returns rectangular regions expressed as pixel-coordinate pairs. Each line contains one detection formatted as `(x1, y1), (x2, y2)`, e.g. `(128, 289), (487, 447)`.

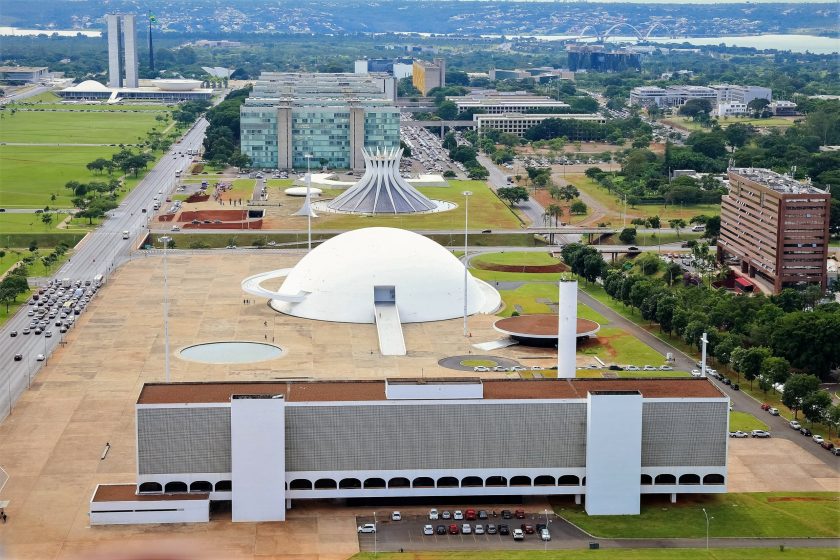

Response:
(718, 168), (830, 293)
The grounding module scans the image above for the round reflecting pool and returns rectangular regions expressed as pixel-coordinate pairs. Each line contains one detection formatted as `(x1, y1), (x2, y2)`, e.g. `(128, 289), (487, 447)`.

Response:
(179, 341), (284, 364)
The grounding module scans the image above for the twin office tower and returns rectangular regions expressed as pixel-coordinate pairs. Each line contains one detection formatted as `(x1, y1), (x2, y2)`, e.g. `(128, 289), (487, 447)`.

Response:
(106, 14), (138, 89)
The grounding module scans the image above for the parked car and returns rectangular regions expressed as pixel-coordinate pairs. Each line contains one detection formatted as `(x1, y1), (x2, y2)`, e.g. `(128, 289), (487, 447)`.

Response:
(514, 509), (526, 519)
(357, 524), (376, 534)
(659, 365), (673, 371)
(751, 430), (771, 438)
(820, 441), (835, 451)
(448, 524), (459, 535)
(800, 427), (813, 437)
(441, 511), (452, 520)
(487, 523), (497, 534)
(789, 420), (801, 430)
(499, 524), (510, 535)
(453, 510), (464, 520)
(760, 403), (771, 411)
(512, 528), (525, 541)
(729, 431), (750, 438)
(423, 525), (434, 535)
(473, 366), (490, 372)
(722, 378), (732, 386)
(832, 447), (840, 456)
(429, 509), (439, 520)
(540, 528), (551, 541)
(768, 408), (780, 416)
(461, 523), (472, 534)
(474, 523), (485, 535)
(391, 511), (401, 521)
(642, 365), (657, 371)
(813, 435), (825, 444)
(501, 510), (512, 519)
(732, 384), (740, 391)
(465, 509), (476, 520)
(521, 524), (535, 534)
(478, 510), (488, 520)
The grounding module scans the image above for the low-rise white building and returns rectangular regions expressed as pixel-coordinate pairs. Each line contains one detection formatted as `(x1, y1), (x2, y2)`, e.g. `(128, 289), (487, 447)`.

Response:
(473, 112), (605, 137)
(716, 101), (748, 117)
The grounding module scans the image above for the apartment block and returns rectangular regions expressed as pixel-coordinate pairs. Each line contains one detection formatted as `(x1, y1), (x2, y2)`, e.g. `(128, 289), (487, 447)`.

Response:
(412, 59), (446, 95)
(718, 168), (830, 292)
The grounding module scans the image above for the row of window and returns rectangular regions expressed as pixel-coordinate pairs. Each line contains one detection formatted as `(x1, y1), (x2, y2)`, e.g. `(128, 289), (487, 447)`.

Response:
(137, 473), (725, 495)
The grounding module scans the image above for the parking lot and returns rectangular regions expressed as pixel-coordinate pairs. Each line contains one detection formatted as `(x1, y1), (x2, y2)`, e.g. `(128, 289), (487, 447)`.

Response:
(356, 511), (592, 551)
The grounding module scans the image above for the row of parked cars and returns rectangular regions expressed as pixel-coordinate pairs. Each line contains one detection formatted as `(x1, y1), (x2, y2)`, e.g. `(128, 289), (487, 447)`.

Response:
(786, 419), (839, 455)
(422, 522), (550, 541)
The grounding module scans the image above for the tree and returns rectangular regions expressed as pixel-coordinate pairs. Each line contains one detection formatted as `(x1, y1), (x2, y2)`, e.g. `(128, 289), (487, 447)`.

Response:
(724, 123), (753, 148)
(497, 186), (529, 206)
(41, 212), (54, 229)
(802, 390), (832, 427)
(669, 218), (687, 238)
(0, 284), (19, 312)
(646, 215), (661, 229)
(635, 252), (661, 275)
(437, 100), (458, 120)
(738, 346), (772, 388)
(747, 98), (771, 117)
(570, 200), (588, 215)
(781, 374), (820, 419)
(679, 99), (713, 118)
(760, 356), (790, 394)
(546, 204), (562, 227)
(664, 261), (682, 286)
(827, 405), (840, 439)
(619, 227), (637, 244)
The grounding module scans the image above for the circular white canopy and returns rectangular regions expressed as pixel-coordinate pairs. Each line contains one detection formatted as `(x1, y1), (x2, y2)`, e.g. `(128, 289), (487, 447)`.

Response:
(247, 227), (500, 324)
(285, 186), (323, 197)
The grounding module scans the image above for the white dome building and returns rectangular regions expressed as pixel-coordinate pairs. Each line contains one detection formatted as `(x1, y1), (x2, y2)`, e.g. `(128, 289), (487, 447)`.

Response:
(242, 227), (501, 325)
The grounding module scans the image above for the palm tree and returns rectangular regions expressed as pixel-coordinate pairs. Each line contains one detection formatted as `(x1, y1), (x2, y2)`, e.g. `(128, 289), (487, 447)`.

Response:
(547, 204), (562, 227)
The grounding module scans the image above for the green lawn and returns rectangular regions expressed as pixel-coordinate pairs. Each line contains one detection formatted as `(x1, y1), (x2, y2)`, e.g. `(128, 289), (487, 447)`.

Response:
(565, 174), (720, 223)
(352, 550), (838, 560)
(579, 326), (665, 366)
(0, 213), (81, 233)
(664, 116), (796, 132)
(312, 180), (524, 231)
(472, 251), (561, 267)
(496, 282), (607, 324)
(0, 145), (124, 208)
(0, 110), (167, 144)
(729, 411), (769, 432)
(557, 492), (840, 539)
(471, 269), (564, 283)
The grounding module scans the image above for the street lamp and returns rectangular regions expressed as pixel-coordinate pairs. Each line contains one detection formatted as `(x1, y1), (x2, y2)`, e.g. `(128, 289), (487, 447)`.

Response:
(373, 510), (377, 557)
(462, 190), (473, 338)
(544, 508), (550, 552)
(702, 507), (713, 552)
(305, 154), (313, 251)
(158, 236), (172, 383)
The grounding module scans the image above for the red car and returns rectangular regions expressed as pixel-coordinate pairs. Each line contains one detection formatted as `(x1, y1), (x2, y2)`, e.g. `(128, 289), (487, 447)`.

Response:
(760, 403), (771, 411)
(465, 509), (477, 520)
(514, 509), (526, 519)
(820, 440), (835, 451)
(448, 524), (459, 535)
(521, 524), (535, 534)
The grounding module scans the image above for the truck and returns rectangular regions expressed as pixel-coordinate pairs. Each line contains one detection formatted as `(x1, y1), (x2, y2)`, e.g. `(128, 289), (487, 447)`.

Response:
(93, 274), (104, 287)
(61, 278), (72, 288)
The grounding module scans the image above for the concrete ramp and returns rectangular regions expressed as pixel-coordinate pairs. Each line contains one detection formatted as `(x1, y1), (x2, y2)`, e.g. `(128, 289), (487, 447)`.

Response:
(473, 337), (519, 351)
(375, 302), (406, 356)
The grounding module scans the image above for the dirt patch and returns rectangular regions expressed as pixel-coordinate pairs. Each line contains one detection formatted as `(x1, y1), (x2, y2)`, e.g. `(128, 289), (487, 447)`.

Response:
(473, 261), (569, 273)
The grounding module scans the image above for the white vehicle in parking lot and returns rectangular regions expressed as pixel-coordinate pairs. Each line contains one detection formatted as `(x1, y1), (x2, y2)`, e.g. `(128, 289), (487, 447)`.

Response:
(789, 420), (801, 430)
(357, 523), (376, 534)
(729, 431), (749, 438)
(473, 366), (490, 372)
(423, 524), (434, 535)
(453, 510), (464, 520)
(391, 511), (401, 521)
(429, 509), (439, 520)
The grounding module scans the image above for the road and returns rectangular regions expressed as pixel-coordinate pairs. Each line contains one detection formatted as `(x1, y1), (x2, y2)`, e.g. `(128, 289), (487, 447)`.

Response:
(0, 84), (50, 105)
(576, 288), (840, 470)
(478, 153), (546, 228)
(0, 119), (208, 422)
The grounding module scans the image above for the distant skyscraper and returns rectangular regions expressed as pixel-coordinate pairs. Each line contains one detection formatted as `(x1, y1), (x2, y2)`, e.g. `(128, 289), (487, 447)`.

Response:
(105, 13), (138, 88)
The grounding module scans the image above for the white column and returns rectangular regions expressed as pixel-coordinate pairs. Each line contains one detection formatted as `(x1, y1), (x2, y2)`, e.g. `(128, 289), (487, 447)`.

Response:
(231, 395), (286, 522)
(557, 279), (578, 378)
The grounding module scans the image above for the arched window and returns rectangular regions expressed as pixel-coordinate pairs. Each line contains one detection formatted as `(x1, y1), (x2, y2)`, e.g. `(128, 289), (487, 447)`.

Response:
(437, 476), (459, 488)
(534, 475), (556, 486)
(339, 478), (362, 489)
(365, 478), (387, 489)
(164, 481), (188, 493)
(640, 474), (653, 485)
(485, 476), (507, 487)
(510, 476), (532, 487)
(679, 474), (700, 485)
(703, 474), (725, 485)
(215, 480), (232, 492)
(412, 477), (434, 488)
(461, 476), (483, 487)
(388, 477), (410, 488)
(557, 475), (580, 486)
(314, 478), (337, 490)
(655, 474), (676, 485)
(190, 481), (212, 492)
(138, 482), (162, 494)
(289, 479), (312, 490)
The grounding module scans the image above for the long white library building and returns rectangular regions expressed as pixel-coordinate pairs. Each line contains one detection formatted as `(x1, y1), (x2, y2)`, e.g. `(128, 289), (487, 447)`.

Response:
(90, 377), (729, 525)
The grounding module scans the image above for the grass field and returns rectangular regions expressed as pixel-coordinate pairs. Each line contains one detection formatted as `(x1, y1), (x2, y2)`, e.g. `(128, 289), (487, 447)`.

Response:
(0, 110), (167, 144)
(312, 180), (524, 231)
(352, 550), (838, 560)
(472, 252), (561, 267)
(495, 282), (607, 323)
(0, 145), (123, 208)
(565, 175), (720, 223)
(664, 116), (796, 132)
(11, 92), (174, 112)
(580, 326), (665, 366)
(557, 492), (840, 538)
(729, 411), (768, 432)
(0, 213), (80, 233)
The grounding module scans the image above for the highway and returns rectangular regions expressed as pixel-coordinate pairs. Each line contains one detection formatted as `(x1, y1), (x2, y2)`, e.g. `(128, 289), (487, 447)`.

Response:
(0, 118), (208, 422)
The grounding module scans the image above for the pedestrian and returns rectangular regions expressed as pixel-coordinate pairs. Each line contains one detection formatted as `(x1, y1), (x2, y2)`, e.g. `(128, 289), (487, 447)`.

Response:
(264, 334), (267, 340)
(264, 321), (267, 327)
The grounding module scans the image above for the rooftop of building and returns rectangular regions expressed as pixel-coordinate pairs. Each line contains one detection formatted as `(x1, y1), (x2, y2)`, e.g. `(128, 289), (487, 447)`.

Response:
(729, 168), (827, 195)
(92, 484), (208, 503)
(137, 377), (725, 405)
(0, 65), (48, 72)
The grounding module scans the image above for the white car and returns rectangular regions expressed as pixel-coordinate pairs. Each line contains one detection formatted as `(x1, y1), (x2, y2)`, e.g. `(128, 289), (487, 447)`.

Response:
(453, 510), (464, 520)
(510, 366), (526, 372)
(171, 225), (180, 231)
(474, 524), (485, 535)
(789, 420), (801, 430)
(429, 508), (439, 520)
(659, 365), (673, 371)
(461, 523), (472, 534)
(540, 528), (551, 541)
(423, 524), (434, 535)
(391, 511), (401, 521)
(473, 366), (490, 372)
(357, 523), (376, 534)
(691, 369), (702, 377)
(625, 365), (640, 371)
(642, 365), (657, 371)
(813, 435), (825, 444)
(530, 366), (543, 371)
(513, 528), (525, 541)
(751, 430), (771, 438)
(36, 354), (45, 361)
(729, 431), (749, 438)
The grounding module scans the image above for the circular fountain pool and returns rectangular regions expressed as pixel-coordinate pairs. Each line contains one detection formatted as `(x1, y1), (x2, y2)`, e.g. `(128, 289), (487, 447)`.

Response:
(179, 341), (284, 364)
